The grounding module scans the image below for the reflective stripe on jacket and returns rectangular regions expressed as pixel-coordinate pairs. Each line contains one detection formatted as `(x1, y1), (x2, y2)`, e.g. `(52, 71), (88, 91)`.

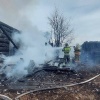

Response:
(63, 46), (71, 54)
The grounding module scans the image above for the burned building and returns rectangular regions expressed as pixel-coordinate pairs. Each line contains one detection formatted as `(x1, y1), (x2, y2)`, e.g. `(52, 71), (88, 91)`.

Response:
(0, 21), (20, 56)
(81, 41), (100, 64)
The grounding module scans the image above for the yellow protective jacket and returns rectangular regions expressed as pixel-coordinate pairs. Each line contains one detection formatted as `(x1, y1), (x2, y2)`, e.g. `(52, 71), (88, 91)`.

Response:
(74, 46), (81, 55)
(62, 46), (71, 54)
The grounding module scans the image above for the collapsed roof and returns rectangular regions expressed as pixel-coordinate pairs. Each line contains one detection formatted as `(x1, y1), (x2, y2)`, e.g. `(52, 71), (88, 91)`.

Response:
(0, 21), (20, 55)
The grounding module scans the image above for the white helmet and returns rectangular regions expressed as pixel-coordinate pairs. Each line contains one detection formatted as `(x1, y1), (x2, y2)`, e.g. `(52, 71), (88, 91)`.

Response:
(76, 43), (81, 49)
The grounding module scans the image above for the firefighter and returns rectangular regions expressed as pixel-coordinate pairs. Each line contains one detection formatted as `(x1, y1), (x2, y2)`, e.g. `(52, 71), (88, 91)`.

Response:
(62, 43), (71, 64)
(74, 44), (81, 63)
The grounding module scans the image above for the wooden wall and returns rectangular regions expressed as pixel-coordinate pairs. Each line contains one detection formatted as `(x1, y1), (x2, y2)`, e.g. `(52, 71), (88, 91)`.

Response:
(0, 29), (9, 55)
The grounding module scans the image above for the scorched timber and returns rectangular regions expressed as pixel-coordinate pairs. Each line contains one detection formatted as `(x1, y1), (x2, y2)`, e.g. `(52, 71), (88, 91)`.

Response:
(43, 66), (76, 74)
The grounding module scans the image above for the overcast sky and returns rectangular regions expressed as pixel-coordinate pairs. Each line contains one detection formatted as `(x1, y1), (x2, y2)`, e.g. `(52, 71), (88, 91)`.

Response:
(0, 0), (100, 44)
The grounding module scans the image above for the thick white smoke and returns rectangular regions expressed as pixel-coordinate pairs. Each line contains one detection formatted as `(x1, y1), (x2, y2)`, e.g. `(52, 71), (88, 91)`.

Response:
(3, 30), (55, 79)
(0, 0), (56, 79)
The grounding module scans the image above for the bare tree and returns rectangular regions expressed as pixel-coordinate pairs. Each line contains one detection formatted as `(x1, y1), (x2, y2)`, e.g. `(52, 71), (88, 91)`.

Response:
(48, 9), (74, 47)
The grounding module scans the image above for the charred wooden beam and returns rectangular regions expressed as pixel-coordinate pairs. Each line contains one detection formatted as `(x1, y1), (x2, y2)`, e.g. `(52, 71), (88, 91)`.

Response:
(0, 26), (18, 49)
(0, 47), (9, 52)
(0, 38), (9, 44)
(0, 43), (9, 47)
(42, 66), (76, 74)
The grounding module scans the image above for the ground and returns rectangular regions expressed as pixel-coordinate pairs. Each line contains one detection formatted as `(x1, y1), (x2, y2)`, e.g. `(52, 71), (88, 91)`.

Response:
(0, 64), (100, 100)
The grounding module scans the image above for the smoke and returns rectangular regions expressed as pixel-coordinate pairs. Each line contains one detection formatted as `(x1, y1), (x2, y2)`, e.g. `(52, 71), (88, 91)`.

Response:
(3, 30), (55, 79)
(0, 0), (57, 79)
(0, 0), (37, 30)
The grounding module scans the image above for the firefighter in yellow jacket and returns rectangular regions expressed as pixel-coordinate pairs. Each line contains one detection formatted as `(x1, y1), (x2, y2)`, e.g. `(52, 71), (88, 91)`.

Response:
(62, 43), (71, 64)
(74, 44), (81, 62)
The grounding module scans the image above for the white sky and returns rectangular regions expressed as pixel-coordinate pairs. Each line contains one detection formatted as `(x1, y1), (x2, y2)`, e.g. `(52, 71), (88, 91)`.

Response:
(0, 0), (100, 45)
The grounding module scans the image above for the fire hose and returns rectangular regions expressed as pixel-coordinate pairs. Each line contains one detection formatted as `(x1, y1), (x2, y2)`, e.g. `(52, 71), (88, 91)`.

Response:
(0, 94), (12, 100)
(15, 73), (100, 100)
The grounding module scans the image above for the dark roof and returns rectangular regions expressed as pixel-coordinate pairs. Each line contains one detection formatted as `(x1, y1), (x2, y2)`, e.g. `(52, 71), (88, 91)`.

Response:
(0, 21), (20, 33)
(0, 21), (20, 49)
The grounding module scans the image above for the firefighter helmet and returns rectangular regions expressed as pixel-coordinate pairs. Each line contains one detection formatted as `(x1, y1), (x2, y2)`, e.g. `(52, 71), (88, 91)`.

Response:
(65, 43), (68, 46)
